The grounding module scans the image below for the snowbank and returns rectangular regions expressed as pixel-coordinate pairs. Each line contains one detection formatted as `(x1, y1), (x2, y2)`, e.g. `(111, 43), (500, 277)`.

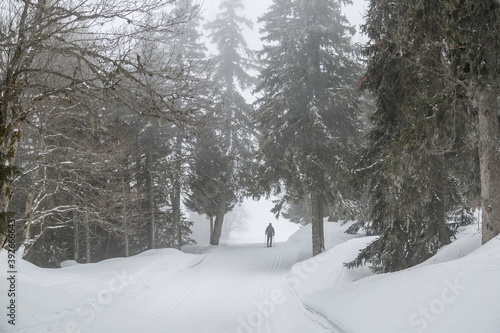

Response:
(0, 248), (205, 332)
(289, 236), (378, 298)
(294, 224), (500, 333)
(60, 260), (80, 268)
(417, 225), (482, 267)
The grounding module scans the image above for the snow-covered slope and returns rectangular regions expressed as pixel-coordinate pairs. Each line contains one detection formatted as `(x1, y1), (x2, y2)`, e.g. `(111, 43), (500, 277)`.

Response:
(293, 224), (500, 333)
(0, 248), (206, 332)
(288, 236), (378, 298)
(284, 221), (365, 262)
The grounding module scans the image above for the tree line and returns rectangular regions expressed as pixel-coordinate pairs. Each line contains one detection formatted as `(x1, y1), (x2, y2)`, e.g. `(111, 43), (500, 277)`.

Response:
(1, 0), (499, 273)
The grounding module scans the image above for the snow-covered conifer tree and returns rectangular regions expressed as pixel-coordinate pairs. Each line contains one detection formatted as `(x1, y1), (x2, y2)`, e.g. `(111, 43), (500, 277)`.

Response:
(347, 0), (480, 272)
(191, 0), (257, 245)
(255, 0), (361, 256)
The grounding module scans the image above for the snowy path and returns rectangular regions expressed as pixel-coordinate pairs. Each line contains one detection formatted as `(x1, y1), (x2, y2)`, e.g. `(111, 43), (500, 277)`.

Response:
(125, 243), (336, 333)
(2, 239), (337, 333)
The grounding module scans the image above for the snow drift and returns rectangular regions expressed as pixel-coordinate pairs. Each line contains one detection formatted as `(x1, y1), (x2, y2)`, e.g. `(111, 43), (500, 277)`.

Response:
(292, 224), (500, 333)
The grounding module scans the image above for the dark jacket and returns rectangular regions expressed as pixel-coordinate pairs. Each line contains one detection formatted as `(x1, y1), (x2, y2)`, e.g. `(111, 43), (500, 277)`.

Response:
(265, 225), (275, 237)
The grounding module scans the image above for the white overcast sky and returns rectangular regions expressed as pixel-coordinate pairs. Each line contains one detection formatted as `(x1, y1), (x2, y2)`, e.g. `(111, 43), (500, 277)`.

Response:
(202, 0), (369, 51)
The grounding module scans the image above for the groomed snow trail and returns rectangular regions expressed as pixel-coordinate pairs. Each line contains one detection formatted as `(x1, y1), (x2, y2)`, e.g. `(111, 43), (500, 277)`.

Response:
(128, 243), (336, 333)
(4, 241), (337, 333)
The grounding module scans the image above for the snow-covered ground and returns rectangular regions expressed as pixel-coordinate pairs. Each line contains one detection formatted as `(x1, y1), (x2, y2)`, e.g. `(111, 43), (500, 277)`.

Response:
(1, 220), (499, 333)
(291, 223), (500, 333)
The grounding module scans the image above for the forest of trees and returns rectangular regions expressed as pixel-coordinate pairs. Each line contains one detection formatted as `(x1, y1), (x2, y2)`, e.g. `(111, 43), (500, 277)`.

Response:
(1, 0), (499, 273)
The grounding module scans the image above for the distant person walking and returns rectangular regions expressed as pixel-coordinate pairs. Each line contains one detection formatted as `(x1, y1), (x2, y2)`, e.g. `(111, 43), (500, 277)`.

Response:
(265, 223), (275, 247)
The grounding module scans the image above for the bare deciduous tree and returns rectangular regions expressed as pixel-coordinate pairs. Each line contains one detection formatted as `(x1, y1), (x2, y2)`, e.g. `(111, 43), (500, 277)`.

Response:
(0, 0), (204, 246)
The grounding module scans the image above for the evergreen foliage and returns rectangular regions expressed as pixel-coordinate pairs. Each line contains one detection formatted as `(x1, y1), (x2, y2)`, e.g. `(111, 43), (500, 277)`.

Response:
(346, 0), (480, 273)
(184, 128), (237, 238)
(186, 0), (256, 245)
(439, 0), (500, 245)
(255, 0), (361, 255)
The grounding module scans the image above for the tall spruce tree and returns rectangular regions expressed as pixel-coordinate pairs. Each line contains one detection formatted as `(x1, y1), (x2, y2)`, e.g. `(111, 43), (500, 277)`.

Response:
(347, 0), (479, 273)
(185, 128), (237, 241)
(255, 0), (361, 256)
(192, 0), (256, 245)
(440, 0), (500, 245)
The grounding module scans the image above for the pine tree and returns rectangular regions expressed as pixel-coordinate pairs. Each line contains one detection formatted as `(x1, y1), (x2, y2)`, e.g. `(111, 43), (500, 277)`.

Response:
(192, 0), (256, 245)
(185, 128), (237, 241)
(255, 0), (361, 256)
(346, 0), (479, 272)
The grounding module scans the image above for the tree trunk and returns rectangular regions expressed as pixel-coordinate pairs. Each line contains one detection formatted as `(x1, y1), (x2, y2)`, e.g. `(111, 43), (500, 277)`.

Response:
(209, 215), (214, 240)
(0, 0), (30, 248)
(145, 151), (155, 250)
(210, 191), (227, 246)
(319, 212), (325, 250)
(149, 187), (155, 250)
(172, 135), (183, 249)
(328, 203), (336, 222)
(85, 216), (91, 263)
(303, 194), (313, 225)
(122, 174), (129, 257)
(311, 191), (325, 256)
(74, 218), (79, 262)
(0, 131), (21, 248)
(171, 183), (182, 249)
(20, 180), (35, 258)
(477, 88), (500, 244)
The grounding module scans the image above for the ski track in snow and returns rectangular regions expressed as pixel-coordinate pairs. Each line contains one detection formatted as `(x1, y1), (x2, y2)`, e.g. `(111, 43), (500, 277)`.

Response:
(257, 244), (284, 333)
(136, 248), (232, 329)
(129, 242), (335, 333)
(3, 238), (341, 333)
